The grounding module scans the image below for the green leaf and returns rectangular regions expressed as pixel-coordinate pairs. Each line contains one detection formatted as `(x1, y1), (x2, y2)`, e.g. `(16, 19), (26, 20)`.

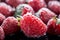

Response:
(14, 4), (24, 17)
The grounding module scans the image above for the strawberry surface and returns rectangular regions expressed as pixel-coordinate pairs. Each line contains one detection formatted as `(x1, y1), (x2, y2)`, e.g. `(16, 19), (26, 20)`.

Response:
(20, 13), (47, 37)
(36, 8), (56, 24)
(48, 1), (60, 15)
(1, 17), (19, 35)
(0, 2), (15, 17)
(28, 0), (47, 12)
(0, 14), (6, 25)
(15, 4), (34, 17)
(47, 18), (60, 35)
(0, 27), (5, 40)
(5, 0), (25, 7)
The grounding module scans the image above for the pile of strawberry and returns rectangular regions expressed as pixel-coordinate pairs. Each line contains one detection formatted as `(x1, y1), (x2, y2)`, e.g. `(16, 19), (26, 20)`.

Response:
(0, 0), (60, 40)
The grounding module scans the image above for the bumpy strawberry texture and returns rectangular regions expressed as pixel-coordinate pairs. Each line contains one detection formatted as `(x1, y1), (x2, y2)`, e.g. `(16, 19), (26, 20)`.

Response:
(48, 1), (60, 15)
(20, 13), (47, 38)
(36, 8), (56, 24)
(5, 0), (25, 7)
(15, 4), (34, 17)
(0, 13), (6, 25)
(0, 2), (15, 17)
(28, 0), (47, 12)
(1, 17), (20, 35)
(47, 18), (60, 35)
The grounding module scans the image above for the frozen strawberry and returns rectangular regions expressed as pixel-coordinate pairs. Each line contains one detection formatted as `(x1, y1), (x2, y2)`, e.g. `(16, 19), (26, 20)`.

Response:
(15, 4), (34, 17)
(47, 18), (60, 35)
(0, 13), (6, 25)
(0, 2), (15, 17)
(36, 8), (56, 24)
(0, 27), (5, 40)
(5, 0), (25, 7)
(20, 13), (47, 38)
(47, 18), (56, 35)
(48, 1), (60, 15)
(28, 0), (47, 12)
(1, 17), (20, 35)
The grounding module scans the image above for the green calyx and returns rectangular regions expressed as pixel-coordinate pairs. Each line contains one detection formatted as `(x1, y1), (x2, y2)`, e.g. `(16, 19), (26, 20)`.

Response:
(52, 16), (60, 24)
(14, 9), (22, 17)
(16, 15), (21, 26)
(14, 5), (24, 17)
(56, 18), (60, 24)
(53, 16), (60, 24)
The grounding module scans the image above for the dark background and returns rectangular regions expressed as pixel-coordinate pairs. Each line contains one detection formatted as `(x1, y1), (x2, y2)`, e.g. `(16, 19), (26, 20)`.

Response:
(5, 31), (60, 40)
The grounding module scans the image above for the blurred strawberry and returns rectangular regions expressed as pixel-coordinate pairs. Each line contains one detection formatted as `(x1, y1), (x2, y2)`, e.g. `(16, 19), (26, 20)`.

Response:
(47, 18), (60, 35)
(5, 0), (25, 7)
(48, 1), (60, 15)
(0, 2), (15, 17)
(15, 4), (34, 17)
(0, 13), (6, 25)
(28, 0), (47, 12)
(0, 26), (5, 40)
(1, 17), (20, 35)
(36, 8), (56, 24)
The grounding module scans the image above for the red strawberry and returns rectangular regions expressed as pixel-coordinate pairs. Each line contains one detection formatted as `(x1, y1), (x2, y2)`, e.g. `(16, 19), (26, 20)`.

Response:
(28, 0), (47, 12)
(20, 13), (47, 38)
(0, 13), (6, 25)
(36, 8), (56, 24)
(0, 2), (15, 17)
(48, 1), (60, 15)
(0, 27), (5, 40)
(47, 18), (56, 35)
(15, 4), (34, 17)
(1, 17), (19, 35)
(5, 0), (25, 7)
(47, 18), (60, 35)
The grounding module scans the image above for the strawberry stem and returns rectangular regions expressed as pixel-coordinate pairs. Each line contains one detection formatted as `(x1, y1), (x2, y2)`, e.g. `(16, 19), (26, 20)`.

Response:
(16, 15), (23, 26)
